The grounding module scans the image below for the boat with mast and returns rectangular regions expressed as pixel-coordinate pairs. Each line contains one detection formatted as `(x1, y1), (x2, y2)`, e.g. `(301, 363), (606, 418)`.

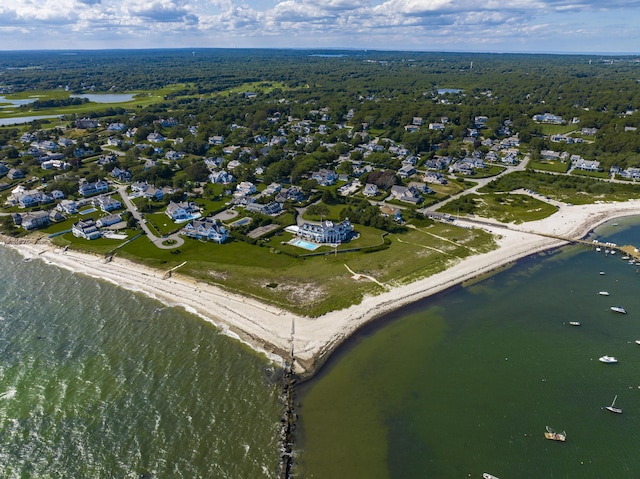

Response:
(605, 395), (622, 414)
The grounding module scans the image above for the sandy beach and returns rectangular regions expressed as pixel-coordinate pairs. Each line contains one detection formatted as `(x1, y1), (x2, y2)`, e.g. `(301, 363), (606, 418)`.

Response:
(5, 199), (640, 377)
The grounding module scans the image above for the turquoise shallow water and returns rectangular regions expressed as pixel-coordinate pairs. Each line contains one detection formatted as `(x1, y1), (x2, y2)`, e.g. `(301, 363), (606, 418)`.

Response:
(297, 216), (640, 479)
(0, 247), (283, 478)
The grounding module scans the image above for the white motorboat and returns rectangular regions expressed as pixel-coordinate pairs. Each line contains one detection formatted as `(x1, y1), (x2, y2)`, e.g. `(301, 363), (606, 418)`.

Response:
(598, 291), (610, 296)
(483, 474), (500, 479)
(599, 271), (605, 275)
(569, 321), (581, 326)
(599, 355), (618, 364)
(605, 395), (622, 414)
(611, 306), (627, 314)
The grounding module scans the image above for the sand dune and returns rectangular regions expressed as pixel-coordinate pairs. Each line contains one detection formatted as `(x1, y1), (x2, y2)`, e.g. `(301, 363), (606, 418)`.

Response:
(6, 199), (640, 377)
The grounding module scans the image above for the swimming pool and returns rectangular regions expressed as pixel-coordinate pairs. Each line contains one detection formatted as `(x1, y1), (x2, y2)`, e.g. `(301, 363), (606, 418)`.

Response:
(289, 238), (320, 251)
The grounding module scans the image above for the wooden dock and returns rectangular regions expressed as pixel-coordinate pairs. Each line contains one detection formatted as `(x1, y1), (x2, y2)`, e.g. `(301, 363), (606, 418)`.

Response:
(541, 234), (640, 262)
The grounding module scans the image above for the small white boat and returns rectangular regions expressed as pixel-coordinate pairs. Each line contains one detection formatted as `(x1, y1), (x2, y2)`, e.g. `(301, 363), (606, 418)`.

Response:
(483, 474), (500, 479)
(598, 291), (610, 296)
(635, 340), (640, 345)
(605, 395), (622, 414)
(596, 247), (602, 252)
(600, 271), (606, 275)
(599, 355), (618, 364)
(611, 306), (627, 314)
(622, 256), (630, 260)
(569, 321), (581, 326)
(611, 250), (616, 255)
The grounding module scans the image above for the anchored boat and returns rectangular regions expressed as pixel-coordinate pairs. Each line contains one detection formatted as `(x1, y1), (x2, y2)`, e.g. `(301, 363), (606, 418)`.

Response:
(605, 395), (622, 414)
(611, 306), (627, 314)
(544, 426), (566, 442)
(599, 355), (618, 364)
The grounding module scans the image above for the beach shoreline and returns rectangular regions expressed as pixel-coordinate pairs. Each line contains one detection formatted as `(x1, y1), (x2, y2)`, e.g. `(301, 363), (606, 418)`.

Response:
(3, 200), (639, 378)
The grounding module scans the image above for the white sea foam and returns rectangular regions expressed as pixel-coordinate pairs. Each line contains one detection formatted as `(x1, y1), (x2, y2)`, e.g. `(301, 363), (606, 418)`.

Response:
(0, 388), (16, 400)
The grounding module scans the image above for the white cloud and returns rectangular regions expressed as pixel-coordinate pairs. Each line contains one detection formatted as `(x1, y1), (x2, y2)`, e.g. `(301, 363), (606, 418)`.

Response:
(0, 0), (639, 52)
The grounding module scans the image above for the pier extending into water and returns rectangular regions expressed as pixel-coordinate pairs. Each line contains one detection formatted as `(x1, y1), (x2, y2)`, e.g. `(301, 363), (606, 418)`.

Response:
(542, 234), (640, 262)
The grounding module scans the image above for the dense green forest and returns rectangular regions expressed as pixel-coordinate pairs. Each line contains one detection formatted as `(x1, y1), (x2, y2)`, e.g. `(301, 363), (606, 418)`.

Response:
(2, 49), (640, 171)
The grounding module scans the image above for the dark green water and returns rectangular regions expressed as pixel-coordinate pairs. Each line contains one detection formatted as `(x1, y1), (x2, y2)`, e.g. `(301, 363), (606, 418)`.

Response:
(0, 247), (283, 478)
(297, 216), (640, 479)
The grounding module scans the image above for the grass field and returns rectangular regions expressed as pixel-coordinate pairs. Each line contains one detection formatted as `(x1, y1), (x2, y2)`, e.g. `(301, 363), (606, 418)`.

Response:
(89, 219), (497, 316)
(529, 160), (569, 173)
(437, 193), (558, 223)
(0, 85), (187, 120)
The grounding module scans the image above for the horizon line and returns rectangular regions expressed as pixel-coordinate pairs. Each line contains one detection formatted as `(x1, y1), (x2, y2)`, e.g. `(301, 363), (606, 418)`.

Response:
(0, 47), (639, 57)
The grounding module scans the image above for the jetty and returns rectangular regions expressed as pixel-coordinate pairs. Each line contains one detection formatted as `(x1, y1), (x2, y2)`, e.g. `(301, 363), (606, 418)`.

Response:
(540, 234), (640, 262)
(162, 261), (187, 279)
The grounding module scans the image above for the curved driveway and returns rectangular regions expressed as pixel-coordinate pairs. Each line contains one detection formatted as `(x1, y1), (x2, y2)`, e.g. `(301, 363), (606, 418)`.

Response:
(118, 185), (184, 250)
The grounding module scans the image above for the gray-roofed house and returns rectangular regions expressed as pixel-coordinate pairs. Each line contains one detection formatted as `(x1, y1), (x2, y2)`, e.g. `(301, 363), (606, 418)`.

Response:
(21, 211), (50, 230)
(311, 169), (338, 186)
(7, 169), (25, 181)
(72, 219), (101, 240)
(245, 201), (282, 216)
(165, 201), (198, 221)
(182, 217), (228, 243)
(79, 180), (109, 197)
(96, 214), (122, 228)
(296, 218), (353, 244)
(389, 185), (423, 204)
(363, 183), (379, 197)
(92, 195), (122, 212)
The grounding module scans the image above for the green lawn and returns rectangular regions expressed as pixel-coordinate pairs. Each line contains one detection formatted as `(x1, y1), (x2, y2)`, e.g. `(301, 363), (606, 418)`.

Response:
(529, 160), (569, 173)
(101, 220), (497, 317)
(438, 193), (558, 223)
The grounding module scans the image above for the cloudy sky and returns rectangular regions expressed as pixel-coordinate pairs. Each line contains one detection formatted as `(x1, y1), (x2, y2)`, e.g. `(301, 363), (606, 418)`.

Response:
(1, 0), (639, 53)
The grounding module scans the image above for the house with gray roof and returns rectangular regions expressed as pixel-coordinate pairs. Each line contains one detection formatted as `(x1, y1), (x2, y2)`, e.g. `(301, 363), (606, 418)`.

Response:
(165, 201), (198, 221)
(72, 219), (101, 240)
(21, 211), (50, 230)
(79, 180), (108, 197)
(296, 218), (353, 244)
(182, 217), (228, 243)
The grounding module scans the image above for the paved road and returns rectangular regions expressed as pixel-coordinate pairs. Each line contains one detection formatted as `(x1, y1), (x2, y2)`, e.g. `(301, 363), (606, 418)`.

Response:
(418, 156), (530, 215)
(118, 185), (184, 250)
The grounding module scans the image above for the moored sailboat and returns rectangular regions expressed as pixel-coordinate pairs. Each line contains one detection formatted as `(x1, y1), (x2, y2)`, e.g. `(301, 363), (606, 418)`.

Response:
(605, 395), (622, 414)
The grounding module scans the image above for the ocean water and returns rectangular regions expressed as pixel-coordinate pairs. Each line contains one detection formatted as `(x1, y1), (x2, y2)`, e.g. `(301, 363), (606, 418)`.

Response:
(296, 216), (640, 479)
(0, 247), (283, 478)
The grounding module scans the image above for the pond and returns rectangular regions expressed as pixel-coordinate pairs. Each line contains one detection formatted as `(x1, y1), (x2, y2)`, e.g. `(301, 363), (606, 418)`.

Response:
(0, 115), (62, 126)
(0, 96), (38, 108)
(71, 93), (135, 103)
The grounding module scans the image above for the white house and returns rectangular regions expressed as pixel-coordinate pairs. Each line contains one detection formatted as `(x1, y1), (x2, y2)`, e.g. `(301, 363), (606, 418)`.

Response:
(182, 217), (228, 243)
(296, 218), (353, 244)
(165, 201), (198, 221)
(72, 219), (101, 240)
